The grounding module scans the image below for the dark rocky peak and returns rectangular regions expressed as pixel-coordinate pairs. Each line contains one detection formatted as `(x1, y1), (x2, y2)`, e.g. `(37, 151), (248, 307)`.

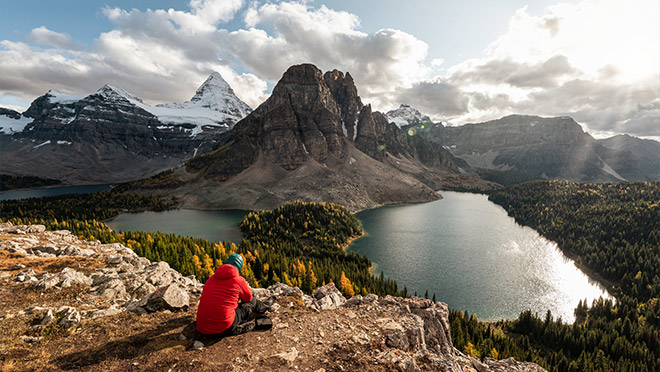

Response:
(228, 64), (346, 171)
(0, 107), (22, 119)
(323, 69), (363, 140)
(277, 63), (326, 87)
(355, 104), (387, 161)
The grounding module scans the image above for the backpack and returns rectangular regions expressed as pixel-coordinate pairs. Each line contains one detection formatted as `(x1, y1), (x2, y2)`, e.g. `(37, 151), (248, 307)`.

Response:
(255, 316), (273, 331)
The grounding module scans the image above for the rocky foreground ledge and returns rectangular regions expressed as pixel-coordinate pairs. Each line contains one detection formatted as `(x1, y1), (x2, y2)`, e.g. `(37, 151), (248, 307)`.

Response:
(0, 222), (546, 371)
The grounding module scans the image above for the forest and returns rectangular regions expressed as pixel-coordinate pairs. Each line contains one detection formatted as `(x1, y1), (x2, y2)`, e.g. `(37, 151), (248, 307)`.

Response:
(0, 174), (61, 191)
(1, 181), (658, 371)
(448, 181), (659, 371)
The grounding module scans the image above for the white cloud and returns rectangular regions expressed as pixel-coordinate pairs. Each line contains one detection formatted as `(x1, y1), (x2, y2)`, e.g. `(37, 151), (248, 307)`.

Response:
(26, 26), (80, 50)
(224, 2), (431, 109)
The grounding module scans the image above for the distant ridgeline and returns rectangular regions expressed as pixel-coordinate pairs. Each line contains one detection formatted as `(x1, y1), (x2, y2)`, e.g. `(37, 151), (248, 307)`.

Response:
(449, 181), (659, 371)
(1, 182), (658, 371)
(0, 192), (401, 298)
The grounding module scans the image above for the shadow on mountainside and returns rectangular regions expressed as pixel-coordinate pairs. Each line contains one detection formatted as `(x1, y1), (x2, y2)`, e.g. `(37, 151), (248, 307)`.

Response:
(52, 314), (193, 370)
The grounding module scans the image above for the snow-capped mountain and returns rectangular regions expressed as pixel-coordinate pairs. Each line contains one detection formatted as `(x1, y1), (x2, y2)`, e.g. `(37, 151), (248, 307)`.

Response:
(384, 104), (433, 128)
(23, 73), (252, 137)
(0, 72), (252, 184)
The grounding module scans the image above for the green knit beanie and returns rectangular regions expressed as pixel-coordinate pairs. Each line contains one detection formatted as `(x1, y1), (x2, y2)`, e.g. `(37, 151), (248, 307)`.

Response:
(225, 253), (244, 272)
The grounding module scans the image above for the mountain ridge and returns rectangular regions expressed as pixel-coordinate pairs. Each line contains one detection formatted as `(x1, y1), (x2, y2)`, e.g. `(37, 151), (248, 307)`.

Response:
(0, 72), (252, 184)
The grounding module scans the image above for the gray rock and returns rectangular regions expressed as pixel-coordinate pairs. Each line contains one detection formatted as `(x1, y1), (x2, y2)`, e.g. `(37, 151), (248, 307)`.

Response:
(94, 278), (128, 299)
(88, 305), (124, 319)
(59, 268), (93, 288)
(21, 335), (44, 343)
(0, 222), (14, 233)
(36, 275), (60, 291)
(129, 285), (189, 314)
(25, 225), (46, 233)
(145, 285), (189, 311)
(145, 261), (177, 287)
(345, 293), (379, 307)
(57, 307), (81, 328)
(192, 340), (205, 350)
(313, 283), (346, 310)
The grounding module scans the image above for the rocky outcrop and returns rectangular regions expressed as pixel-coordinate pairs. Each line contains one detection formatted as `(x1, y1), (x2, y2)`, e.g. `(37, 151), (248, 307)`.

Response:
(248, 282), (546, 371)
(1, 222), (200, 320)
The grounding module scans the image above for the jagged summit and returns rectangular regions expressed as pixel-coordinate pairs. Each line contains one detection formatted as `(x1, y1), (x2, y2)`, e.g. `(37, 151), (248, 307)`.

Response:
(95, 84), (144, 104)
(385, 104), (433, 128)
(193, 71), (232, 99)
(159, 71), (252, 122)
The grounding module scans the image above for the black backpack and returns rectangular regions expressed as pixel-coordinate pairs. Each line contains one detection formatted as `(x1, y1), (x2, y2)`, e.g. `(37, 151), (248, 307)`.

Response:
(255, 316), (273, 330)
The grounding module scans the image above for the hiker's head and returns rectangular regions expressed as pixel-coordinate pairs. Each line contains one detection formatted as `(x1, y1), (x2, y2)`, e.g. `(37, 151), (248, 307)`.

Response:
(225, 254), (244, 272)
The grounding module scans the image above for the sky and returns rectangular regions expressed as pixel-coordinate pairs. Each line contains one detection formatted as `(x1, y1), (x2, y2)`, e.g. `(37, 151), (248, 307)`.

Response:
(0, 0), (658, 139)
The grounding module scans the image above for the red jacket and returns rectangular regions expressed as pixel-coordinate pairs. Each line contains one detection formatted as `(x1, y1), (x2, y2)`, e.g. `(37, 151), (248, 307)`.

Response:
(196, 264), (252, 334)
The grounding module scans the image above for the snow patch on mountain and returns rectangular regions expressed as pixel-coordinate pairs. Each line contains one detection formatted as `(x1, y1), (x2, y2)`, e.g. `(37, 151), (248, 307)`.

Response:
(0, 114), (32, 134)
(385, 104), (433, 128)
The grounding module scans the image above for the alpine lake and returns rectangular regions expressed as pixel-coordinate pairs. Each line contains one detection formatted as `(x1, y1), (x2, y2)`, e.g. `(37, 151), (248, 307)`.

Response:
(4, 186), (611, 322)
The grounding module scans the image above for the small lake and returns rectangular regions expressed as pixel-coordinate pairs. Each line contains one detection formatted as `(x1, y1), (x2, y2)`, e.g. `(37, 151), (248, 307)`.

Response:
(107, 209), (247, 243)
(0, 184), (112, 201)
(349, 191), (610, 322)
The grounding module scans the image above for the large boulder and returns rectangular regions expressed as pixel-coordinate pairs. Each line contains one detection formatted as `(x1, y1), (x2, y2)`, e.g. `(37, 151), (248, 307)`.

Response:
(128, 285), (189, 314)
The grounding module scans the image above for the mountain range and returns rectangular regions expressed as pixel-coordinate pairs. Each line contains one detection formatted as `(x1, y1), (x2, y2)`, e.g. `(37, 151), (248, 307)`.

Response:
(1, 64), (657, 204)
(136, 64), (482, 212)
(0, 73), (251, 184)
(389, 112), (659, 184)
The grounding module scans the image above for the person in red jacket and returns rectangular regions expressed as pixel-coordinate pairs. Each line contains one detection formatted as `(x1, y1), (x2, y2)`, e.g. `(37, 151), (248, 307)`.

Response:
(196, 253), (270, 337)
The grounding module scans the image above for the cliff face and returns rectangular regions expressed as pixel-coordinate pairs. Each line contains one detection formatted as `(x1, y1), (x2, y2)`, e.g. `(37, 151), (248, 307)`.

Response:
(0, 223), (546, 372)
(176, 64), (474, 212)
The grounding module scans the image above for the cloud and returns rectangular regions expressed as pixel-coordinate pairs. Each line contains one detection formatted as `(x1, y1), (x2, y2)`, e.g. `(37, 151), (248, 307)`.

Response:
(394, 79), (469, 117)
(449, 55), (575, 88)
(0, 1), (431, 111)
(26, 26), (80, 50)
(223, 2), (431, 108)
